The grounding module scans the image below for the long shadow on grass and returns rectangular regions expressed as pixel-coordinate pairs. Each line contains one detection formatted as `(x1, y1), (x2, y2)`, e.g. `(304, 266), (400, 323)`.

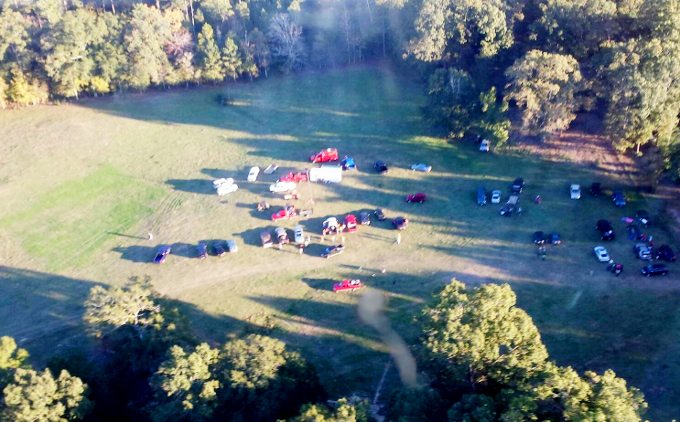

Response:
(166, 178), (214, 194)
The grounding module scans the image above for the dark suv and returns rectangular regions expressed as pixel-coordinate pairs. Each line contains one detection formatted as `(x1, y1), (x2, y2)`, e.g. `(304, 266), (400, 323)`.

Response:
(641, 263), (669, 277)
(596, 219), (615, 241)
(612, 190), (626, 207)
(655, 245), (677, 262)
(511, 177), (524, 194)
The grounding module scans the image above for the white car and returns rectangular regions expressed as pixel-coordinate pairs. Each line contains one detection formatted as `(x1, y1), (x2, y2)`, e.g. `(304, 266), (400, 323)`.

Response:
(213, 178), (238, 196)
(594, 246), (610, 262)
(491, 190), (501, 204)
(570, 184), (581, 200)
(410, 163), (432, 172)
(247, 166), (260, 182)
(269, 181), (296, 193)
(479, 139), (490, 152)
(294, 225), (305, 244)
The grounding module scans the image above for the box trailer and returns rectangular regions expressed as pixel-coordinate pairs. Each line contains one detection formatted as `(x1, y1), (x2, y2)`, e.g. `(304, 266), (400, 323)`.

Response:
(309, 166), (342, 183)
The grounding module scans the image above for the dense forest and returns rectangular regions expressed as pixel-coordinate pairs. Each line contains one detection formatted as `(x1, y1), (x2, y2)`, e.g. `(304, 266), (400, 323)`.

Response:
(0, 278), (647, 421)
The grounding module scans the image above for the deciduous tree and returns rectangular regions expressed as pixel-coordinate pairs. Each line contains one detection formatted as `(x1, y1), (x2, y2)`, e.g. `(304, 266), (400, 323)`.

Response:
(505, 50), (583, 136)
(421, 280), (549, 388)
(268, 13), (305, 72)
(1, 368), (91, 422)
(150, 343), (221, 421)
(84, 277), (160, 337)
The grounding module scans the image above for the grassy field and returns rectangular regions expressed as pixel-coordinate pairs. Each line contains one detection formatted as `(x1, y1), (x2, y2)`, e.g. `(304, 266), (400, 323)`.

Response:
(0, 66), (679, 419)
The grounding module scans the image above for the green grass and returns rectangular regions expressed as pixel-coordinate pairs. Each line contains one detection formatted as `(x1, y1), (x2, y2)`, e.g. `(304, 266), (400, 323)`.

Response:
(0, 66), (678, 419)
(0, 166), (165, 270)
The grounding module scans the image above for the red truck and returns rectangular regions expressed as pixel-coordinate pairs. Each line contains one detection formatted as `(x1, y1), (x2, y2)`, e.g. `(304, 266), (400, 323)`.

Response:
(309, 148), (339, 163)
(279, 171), (309, 183)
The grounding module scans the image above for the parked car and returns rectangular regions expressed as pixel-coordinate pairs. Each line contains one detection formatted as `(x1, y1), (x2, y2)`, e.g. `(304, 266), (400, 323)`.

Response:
(590, 182), (602, 196)
(570, 184), (581, 199)
(594, 246), (610, 262)
(499, 195), (520, 217)
(477, 187), (487, 206)
(196, 242), (207, 259)
(491, 190), (501, 204)
(392, 216), (409, 230)
(226, 239), (238, 253)
(596, 219), (615, 241)
(260, 230), (273, 248)
(213, 242), (226, 257)
(269, 181), (297, 193)
(373, 208), (386, 221)
(511, 177), (524, 194)
(359, 211), (371, 225)
(626, 224), (641, 241)
(294, 225), (305, 244)
(263, 164), (279, 174)
(374, 160), (388, 173)
(655, 244), (677, 262)
(275, 227), (289, 245)
(634, 243), (652, 260)
(153, 245), (171, 264)
(406, 193), (427, 203)
(341, 156), (356, 170)
(310, 148), (339, 163)
(213, 178), (238, 196)
(247, 166), (260, 182)
(272, 204), (298, 221)
(612, 190), (626, 207)
(479, 139), (490, 152)
(344, 214), (358, 233)
(410, 163), (432, 172)
(333, 279), (364, 292)
(278, 171), (309, 183)
(549, 232), (561, 245)
(641, 263), (669, 277)
(321, 244), (345, 259)
(533, 231), (546, 245)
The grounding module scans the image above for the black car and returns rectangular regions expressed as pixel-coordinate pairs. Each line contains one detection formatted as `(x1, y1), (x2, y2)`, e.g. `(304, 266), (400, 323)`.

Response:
(641, 263), (669, 277)
(532, 231), (545, 245)
(612, 190), (626, 207)
(596, 219), (615, 240)
(655, 245), (677, 262)
(590, 182), (602, 196)
(549, 232), (561, 245)
(359, 211), (371, 225)
(392, 216), (409, 230)
(511, 177), (524, 194)
(213, 242), (226, 256)
(374, 160), (388, 173)
(373, 208), (386, 221)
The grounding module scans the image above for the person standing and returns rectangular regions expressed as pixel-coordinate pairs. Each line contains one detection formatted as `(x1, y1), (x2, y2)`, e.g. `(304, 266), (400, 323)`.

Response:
(395, 232), (401, 245)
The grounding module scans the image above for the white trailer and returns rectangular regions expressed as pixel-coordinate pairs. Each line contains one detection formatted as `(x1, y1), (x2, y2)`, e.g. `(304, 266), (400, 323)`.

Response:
(309, 166), (342, 184)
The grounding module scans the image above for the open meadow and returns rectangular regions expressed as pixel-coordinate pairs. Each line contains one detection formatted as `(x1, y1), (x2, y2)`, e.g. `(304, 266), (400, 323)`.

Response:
(0, 66), (679, 419)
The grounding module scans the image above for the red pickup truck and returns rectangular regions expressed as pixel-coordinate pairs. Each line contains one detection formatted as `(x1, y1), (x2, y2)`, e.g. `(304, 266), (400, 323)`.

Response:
(309, 148), (339, 163)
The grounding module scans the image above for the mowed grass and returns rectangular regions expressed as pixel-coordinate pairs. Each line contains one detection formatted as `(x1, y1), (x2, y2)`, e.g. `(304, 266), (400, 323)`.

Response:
(0, 66), (679, 419)
(0, 166), (164, 270)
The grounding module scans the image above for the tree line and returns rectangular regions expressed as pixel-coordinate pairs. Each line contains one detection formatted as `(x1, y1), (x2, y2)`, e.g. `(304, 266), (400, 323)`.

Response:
(407, 0), (680, 182)
(0, 0), (396, 106)
(0, 277), (646, 420)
